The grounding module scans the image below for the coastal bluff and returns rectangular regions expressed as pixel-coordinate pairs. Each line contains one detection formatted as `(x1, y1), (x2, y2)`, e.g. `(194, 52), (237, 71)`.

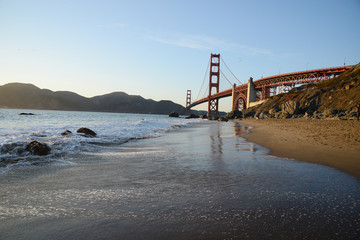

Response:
(243, 63), (360, 120)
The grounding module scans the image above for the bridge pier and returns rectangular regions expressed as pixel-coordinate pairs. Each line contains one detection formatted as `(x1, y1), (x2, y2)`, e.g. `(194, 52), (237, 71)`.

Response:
(231, 84), (238, 111)
(246, 77), (256, 108)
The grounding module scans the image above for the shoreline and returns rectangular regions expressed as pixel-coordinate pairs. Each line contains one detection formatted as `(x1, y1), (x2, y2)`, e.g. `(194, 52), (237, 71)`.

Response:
(239, 118), (360, 180)
(2, 120), (360, 239)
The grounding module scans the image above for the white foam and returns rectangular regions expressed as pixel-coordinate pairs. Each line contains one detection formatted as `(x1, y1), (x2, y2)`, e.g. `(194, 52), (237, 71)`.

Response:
(0, 110), (203, 169)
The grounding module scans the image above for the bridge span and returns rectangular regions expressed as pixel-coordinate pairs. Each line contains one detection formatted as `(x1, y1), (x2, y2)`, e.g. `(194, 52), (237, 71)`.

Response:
(187, 54), (353, 116)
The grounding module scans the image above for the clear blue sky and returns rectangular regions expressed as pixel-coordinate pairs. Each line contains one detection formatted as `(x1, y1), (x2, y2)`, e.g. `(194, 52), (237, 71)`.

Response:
(1, 0), (359, 111)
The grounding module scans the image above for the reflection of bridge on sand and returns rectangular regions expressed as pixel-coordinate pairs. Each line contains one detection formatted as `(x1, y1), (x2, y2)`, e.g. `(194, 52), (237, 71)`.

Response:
(233, 121), (250, 136)
(210, 122), (257, 164)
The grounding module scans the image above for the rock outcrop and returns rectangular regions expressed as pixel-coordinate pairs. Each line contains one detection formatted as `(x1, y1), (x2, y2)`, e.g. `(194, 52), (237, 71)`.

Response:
(25, 141), (51, 156)
(19, 113), (35, 115)
(224, 110), (243, 119)
(169, 112), (179, 117)
(242, 63), (360, 120)
(61, 130), (72, 136)
(218, 117), (228, 122)
(77, 128), (97, 137)
(281, 100), (299, 115)
(185, 114), (199, 119)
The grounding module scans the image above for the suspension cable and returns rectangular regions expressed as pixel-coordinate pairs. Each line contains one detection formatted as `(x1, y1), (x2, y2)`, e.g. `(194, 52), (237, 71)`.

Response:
(199, 81), (209, 100)
(195, 58), (210, 101)
(220, 69), (234, 87)
(220, 55), (242, 84)
(201, 85), (209, 99)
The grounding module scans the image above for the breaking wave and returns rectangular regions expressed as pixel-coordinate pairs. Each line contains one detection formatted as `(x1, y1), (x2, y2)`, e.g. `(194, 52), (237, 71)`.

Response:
(0, 109), (203, 172)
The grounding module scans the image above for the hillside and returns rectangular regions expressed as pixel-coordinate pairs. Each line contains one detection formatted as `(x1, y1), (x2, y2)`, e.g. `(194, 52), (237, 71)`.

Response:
(0, 83), (187, 115)
(243, 63), (360, 120)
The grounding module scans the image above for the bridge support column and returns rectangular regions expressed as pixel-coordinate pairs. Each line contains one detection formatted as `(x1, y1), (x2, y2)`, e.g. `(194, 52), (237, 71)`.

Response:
(231, 84), (238, 111)
(207, 53), (220, 117)
(246, 77), (256, 108)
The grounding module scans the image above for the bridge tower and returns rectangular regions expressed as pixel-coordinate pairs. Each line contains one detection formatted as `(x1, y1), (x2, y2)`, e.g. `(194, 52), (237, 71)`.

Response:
(246, 77), (256, 108)
(185, 90), (191, 115)
(207, 53), (220, 117)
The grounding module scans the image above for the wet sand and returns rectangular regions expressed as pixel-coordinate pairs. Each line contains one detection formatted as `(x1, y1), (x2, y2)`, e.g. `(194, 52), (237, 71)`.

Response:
(241, 119), (360, 179)
(1, 121), (360, 239)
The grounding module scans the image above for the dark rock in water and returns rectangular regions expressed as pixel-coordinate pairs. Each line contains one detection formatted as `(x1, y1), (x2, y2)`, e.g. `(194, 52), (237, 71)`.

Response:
(25, 141), (51, 156)
(77, 127), (97, 137)
(225, 110), (242, 119)
(61, 130), (72, 136)
(218, 117), (228, 122)
(19, 113), (35, 115)
(169, 112), (179, 117)
(30, 133), (47, 137)
(185, 114), (199, 119)
(200, 114), (207, 119)
(209, 116), (219, 121)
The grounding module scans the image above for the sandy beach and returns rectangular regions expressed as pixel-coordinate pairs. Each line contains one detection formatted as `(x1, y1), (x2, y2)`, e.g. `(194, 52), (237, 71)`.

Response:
(1, 120), (360, 239)
(240, 118), (360, 179)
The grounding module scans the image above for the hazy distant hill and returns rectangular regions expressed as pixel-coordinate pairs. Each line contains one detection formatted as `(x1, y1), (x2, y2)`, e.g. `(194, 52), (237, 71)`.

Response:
(0, 83), (187, 115)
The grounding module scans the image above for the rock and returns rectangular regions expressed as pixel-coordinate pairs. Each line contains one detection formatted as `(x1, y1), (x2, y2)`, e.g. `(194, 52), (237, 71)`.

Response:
(77, 127), (97, 137)
(304, 110), (314, 118)
(269, 108), (277, 116)
(218, 117), (228, 122)
(209, 116), (219, 121)
(243, 109), (256, 118)
(25, 141), (51, 156)
(276, 112), (290, 119)
(61, 130), (72, 136)
(323, 108), (339, 118)
(200, 115), (207, 119)
(19, 113), (35, 115)
(281, 100), (299, 115)
(185, 114), (199, 119)
(225, 110), (242, 119)
(345, 84), (353, 90)
(30, 133), (47, 137)
(169, 112), (179, 118)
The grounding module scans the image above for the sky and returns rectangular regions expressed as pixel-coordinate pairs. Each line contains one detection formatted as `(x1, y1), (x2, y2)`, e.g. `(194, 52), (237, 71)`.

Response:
(1, 0), (360, 112)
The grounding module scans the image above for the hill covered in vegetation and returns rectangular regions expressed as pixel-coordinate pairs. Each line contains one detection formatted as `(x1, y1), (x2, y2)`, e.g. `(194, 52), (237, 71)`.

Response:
(0, 83), (188, 115)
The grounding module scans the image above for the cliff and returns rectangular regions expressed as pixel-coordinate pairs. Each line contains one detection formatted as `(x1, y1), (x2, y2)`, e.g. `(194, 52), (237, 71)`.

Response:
(243, 63), (360, 120)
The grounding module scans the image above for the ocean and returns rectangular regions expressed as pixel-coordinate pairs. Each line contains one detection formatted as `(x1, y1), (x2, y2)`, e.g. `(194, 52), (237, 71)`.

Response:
(1, 109), (360, 239)
(0, 109), (201, 173)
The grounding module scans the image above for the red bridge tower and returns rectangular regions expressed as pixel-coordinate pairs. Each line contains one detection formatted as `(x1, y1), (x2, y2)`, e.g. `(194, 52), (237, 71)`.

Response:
(208, 53), (220, 117)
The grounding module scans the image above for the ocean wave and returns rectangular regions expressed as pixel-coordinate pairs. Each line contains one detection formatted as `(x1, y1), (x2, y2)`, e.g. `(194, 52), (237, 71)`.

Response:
(0, 111), (203, 171)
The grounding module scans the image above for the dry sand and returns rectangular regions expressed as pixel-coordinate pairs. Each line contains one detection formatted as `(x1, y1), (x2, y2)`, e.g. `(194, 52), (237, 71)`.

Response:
(240, 118), (360, 179)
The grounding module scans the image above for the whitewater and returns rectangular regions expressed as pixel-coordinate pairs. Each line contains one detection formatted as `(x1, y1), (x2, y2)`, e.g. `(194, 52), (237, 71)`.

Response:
(1, 108), (360, 239)
(0, 109), (201, 172)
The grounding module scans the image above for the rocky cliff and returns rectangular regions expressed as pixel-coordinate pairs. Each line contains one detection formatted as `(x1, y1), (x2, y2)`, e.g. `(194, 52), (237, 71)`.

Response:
(243, 63), (360, 120)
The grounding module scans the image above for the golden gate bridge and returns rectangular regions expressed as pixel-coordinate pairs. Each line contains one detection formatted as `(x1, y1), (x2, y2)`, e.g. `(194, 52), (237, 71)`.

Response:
(186, 54), (353, 116)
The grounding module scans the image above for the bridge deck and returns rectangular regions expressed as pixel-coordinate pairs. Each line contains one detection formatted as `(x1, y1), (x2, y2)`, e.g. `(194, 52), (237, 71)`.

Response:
(188, 65), (353, 109)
